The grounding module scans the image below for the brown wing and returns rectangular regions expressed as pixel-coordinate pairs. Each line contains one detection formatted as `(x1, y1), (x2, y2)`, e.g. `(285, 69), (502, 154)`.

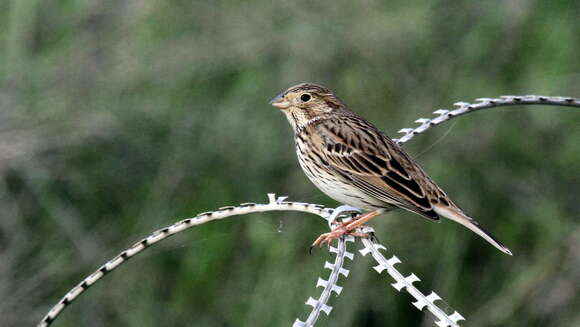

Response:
(310, 116), (446, 220)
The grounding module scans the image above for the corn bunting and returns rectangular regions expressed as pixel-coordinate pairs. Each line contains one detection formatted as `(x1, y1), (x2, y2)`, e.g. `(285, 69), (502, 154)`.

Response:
(271, 83), (512, 255)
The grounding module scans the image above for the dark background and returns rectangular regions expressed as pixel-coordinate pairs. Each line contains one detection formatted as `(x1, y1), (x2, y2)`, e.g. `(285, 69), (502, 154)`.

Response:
(1, 1), (579, 326)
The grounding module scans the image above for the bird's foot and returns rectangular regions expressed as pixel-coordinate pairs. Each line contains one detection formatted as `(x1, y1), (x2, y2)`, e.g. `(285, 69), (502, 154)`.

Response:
(310, 222), (350, 251)
(309, 223), (375, 254)
(310, 209), (383, 254)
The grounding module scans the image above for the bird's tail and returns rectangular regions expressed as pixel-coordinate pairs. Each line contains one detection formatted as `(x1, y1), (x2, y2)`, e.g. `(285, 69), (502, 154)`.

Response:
(433, 205), (512, 256)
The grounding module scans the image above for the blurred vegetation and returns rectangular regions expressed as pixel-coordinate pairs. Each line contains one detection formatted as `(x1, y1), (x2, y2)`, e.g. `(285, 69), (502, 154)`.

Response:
(1, 0), (579, 326)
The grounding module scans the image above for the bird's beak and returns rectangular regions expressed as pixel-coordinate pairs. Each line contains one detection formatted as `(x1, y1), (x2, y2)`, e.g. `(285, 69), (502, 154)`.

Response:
(269, 94), (291, 109)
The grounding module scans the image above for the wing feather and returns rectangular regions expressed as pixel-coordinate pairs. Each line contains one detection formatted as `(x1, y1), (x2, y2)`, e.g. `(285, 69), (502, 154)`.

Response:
(313, 117), (441, 220)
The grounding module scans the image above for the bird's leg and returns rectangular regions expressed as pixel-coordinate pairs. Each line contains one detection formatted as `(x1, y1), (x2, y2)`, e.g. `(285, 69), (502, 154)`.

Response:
(310, 209), (383, 251)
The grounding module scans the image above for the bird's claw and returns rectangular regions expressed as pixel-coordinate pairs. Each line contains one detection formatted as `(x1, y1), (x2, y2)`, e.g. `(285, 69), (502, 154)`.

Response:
(309, 223), (375, 255)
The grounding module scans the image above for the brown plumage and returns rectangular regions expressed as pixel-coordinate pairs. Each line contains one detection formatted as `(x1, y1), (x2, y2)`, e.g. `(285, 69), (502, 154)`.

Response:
(271, 83), (512, 255)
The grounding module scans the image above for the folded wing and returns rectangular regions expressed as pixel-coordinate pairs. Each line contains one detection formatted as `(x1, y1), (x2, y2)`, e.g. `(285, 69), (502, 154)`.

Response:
(313, 117), (444, 220)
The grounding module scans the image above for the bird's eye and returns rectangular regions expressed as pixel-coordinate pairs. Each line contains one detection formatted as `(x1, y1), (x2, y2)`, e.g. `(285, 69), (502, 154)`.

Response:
(300, 93), (311, 102)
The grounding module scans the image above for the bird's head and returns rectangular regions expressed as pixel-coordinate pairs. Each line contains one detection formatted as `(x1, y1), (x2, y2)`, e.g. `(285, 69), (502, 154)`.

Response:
(270, 83), (347, 132)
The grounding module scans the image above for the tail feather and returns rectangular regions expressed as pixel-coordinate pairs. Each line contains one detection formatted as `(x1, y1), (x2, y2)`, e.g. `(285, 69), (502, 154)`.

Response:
(433, 205), (512, 256)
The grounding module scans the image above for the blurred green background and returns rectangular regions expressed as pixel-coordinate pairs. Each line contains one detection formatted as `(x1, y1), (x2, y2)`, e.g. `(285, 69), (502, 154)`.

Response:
(1, 1), (579, 326)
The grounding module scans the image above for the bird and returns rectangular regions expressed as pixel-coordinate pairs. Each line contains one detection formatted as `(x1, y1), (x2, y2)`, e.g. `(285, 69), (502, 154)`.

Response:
(270, 83), (512, 255)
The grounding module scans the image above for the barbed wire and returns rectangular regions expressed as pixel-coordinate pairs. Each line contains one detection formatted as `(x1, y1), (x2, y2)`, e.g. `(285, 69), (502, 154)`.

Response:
(37, 194), (335, 327)
(37, 194), (464, 327)
(37, 94), (580, 327)
(294, 205), (360, 327)
(359, 236), (464, 327)
(293, 235), (354, 326)
(394, 95), (580, 144)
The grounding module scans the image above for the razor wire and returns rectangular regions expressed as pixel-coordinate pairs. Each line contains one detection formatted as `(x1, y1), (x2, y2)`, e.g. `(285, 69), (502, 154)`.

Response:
(293, 235), (355, 327)
(393, 95), (580, 145)
(37, 194), (348, 327)
(37, 194), (464, 327)
(37, 94), (580, 327)
(359, 236), (464, 327)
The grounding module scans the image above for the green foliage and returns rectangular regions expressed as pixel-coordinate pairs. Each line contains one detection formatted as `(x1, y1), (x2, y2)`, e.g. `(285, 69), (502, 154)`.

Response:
(1, 1), (579, 326)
